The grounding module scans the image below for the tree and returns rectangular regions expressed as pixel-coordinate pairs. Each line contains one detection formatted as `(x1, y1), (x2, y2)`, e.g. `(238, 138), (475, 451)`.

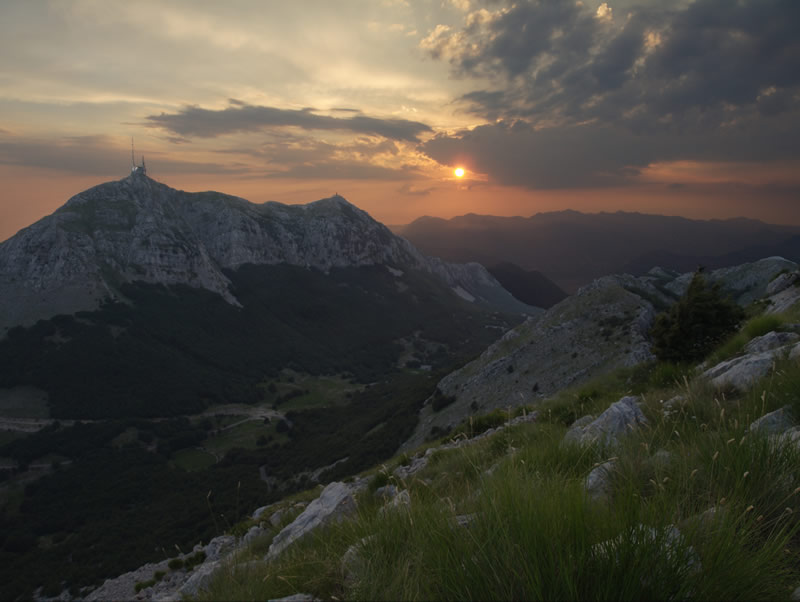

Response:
(650, 271), (744, 362)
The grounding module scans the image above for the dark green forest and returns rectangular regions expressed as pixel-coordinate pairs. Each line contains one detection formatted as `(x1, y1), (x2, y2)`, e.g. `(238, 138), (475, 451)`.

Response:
(0, 263), (517, 598)
(0, 264), (514, 418)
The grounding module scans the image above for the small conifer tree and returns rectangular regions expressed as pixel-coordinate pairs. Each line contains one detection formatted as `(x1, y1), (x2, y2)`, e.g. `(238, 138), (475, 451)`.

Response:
(650, 271), (744, 362)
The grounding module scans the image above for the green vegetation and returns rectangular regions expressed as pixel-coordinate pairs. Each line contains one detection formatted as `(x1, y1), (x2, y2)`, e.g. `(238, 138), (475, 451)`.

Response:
(0, 264), (516, 419)
(707, 313), (787, 365)
(197, 307), (800, 601)
(650, 272), (745, 363)
(0, 369), (444, 599)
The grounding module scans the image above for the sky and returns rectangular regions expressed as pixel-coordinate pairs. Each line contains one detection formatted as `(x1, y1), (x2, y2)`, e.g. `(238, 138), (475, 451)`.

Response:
(1, 0), (799, 241)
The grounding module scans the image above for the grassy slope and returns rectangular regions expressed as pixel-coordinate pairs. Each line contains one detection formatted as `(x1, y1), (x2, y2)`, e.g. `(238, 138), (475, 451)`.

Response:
(198, 305), (800, 601)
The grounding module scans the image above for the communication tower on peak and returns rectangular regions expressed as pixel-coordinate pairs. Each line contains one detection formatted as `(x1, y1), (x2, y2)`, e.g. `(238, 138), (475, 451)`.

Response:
(130, 137), (147, 175)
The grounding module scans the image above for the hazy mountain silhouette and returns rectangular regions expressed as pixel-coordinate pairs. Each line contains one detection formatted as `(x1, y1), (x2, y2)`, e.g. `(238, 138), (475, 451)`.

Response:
(486, 262), (567, 308)
(396, 211), (800, 292)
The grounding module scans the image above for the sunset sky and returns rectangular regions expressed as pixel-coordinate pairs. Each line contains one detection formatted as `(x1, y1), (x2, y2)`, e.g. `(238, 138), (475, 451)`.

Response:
(1, 0), (799, 241)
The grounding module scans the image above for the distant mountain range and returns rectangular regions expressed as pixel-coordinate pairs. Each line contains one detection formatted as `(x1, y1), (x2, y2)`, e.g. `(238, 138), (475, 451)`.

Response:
(394, 211), (800, 292)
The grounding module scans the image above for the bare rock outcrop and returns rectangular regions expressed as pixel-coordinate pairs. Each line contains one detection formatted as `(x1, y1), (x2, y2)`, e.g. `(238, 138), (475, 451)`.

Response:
(266, 481), (359, 561)
(563, 396), (648, 448)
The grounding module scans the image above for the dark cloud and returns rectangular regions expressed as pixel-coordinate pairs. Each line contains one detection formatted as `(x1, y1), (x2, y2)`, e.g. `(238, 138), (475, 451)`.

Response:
(420, 112), (800, 189)
(420, 0), (800, 188)
(433, 0), (800, 126)
(146, 101), (432, 142)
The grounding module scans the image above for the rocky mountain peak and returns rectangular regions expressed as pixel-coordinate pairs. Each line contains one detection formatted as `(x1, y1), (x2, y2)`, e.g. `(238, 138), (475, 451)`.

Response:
(0, 175), (537, 332)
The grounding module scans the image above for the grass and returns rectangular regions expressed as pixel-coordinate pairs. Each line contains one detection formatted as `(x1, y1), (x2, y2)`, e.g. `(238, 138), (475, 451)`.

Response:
(707, 313), (787, 366)
(202, 420), (286, 456)
(172, 448), (218, 472)
(264, 371), (364, 412)
(193, 308), (800, 601)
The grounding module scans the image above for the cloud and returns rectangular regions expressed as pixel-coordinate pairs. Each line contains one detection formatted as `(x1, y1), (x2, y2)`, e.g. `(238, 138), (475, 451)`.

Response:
(146, 101), (433, 142)
(397, 183), (436, 196)
(0, 134), (247, 176)
(418, 0), (800, 188)
(420, 112), (800, 189)
(426, 0), (800, 126)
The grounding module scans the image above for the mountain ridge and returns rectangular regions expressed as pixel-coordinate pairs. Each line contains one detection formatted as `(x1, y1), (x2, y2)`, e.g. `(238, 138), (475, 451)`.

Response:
(394, 210), (800, 292)
(0, 172), (536, 332)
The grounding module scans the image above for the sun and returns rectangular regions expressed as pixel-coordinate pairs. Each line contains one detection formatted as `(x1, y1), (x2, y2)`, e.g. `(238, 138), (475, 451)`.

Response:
(454, 167), (465, 178)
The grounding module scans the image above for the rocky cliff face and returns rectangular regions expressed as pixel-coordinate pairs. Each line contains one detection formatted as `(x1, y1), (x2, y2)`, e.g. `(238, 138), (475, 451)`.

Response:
(402, 257), (798, 450)
(0, 172), (536, 332)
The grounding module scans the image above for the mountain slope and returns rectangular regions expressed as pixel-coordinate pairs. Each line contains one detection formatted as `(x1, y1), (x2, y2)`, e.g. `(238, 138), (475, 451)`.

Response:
(0, 172), (537, 419)
(487, 262), (568, 308)
(402, 257), (797, 450)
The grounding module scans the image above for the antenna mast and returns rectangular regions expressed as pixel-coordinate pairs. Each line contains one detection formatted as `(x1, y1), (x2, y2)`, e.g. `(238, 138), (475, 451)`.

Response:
(131, 137), (136, 173)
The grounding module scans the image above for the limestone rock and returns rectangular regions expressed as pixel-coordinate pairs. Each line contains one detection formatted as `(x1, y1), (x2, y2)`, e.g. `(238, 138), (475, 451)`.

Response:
(242, 525), (267, 547)
(563, 396), (648, 448)
(373, 484), (398, 501)
(766, 271), (799, 296)
(267, 482), (357, 560)
(0, 173), (537, 333)
(661, 395), (685, 419)
(378, 489), (411, 517)
(177, 561), (221, 597)
(585, 460), (617, 501)
(749, 406), (795, 435)
(743, 331), (800, 354)
(703, 350), (779, 391)
(665, 257), (798, 306)
(402, 274), (659, 451)
(204, 535), (235, 562)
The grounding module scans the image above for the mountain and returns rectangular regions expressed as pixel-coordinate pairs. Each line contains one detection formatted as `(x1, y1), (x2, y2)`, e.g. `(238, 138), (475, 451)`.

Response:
(396, 211), (800, 292)
(0, 172), (542, 597)
(486, 262), (567, 308)
(0, 172), (538, 419)
(402, 256), (797, 450)
(0, 171), (534, 333)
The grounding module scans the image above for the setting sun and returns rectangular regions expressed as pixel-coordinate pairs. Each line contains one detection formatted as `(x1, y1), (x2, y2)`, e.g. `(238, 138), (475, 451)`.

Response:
(454, 167), (465, 178)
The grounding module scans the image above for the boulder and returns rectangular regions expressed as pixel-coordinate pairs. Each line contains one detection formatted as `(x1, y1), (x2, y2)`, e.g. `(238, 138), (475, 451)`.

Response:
(267, 482), (357, 560)
(242, 525), (267, 547)
(341, 536), (375, 587)
(766, 271), (799, 296)
(393, 455), (429, 480)
(177, 560), (222, 597)
(204, 535), (235, 562)
(563, 396), (648, 448)
(660, 395), (684, 419)
(585, 460), (617, 501)
(748, 405), (795, 435)
(769, 426), (800, 451)
(378, 489), (411, 517)
(703, 351), (779, 391)
(743, 331), (800, 354)
(374, 484), (398, 501)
